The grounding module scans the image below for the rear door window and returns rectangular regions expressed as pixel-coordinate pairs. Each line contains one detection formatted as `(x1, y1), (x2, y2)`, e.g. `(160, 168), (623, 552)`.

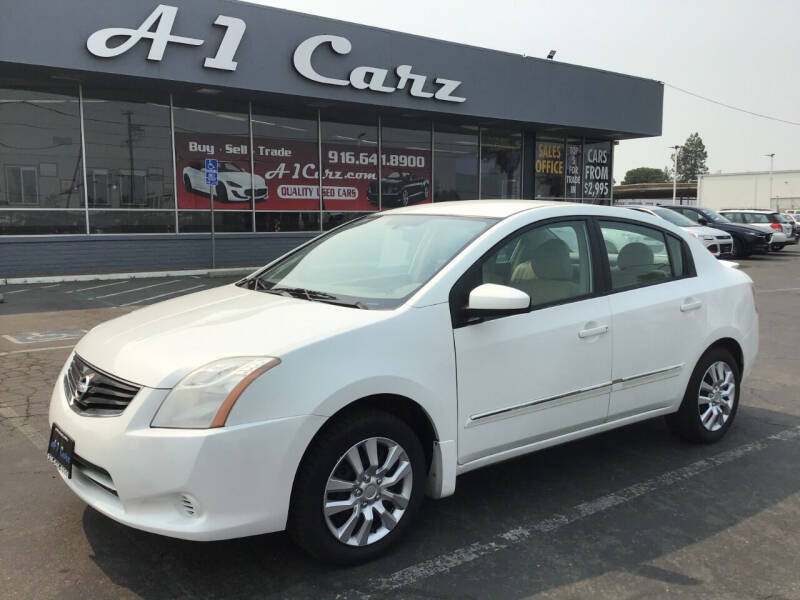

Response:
(599, 221), (679, 290)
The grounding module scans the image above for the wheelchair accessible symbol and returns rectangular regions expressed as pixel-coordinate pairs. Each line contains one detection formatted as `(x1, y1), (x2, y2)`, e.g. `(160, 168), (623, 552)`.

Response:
(205, 159), (218, 186)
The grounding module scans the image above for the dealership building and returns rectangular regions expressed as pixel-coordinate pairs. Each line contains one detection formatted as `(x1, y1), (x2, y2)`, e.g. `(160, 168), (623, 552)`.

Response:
(0, 0), (663, 277)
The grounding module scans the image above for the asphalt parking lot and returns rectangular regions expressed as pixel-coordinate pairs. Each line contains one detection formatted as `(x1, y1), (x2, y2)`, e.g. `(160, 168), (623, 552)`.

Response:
(2, 250), (800, 600)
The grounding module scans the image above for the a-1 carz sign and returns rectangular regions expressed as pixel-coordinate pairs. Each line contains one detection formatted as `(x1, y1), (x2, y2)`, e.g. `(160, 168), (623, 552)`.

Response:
(86, 4), (466, 103)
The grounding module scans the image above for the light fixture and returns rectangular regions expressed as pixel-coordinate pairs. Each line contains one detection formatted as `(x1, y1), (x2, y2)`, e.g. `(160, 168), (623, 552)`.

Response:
(195, 87), (222, 95)
(547, 50), (556, 60)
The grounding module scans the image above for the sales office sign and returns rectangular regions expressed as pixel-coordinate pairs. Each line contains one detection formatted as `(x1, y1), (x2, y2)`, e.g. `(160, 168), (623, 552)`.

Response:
(86, 4), (466, 103)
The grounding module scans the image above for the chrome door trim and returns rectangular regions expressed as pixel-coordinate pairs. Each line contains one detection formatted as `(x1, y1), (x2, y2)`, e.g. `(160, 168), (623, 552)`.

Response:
(611, 363), (684, 390)
(466, 381), (612, 427)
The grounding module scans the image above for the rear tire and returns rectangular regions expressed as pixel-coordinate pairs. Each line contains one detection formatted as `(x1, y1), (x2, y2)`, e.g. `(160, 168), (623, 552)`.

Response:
(665, 347), (740, 443)
(288, 409), (426, 564)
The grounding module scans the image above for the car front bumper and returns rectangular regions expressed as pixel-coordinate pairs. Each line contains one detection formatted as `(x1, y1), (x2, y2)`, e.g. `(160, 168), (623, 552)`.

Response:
(48, 356), (325, 541)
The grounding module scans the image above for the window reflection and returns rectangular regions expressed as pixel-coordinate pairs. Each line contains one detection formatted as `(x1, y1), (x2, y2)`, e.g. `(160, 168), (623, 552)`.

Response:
(321, 118), (378, 211)
(378, 121), (431, 208)
(173, 97), (252, 228)
(434, 124), (478, 202)
(480, 129), (522, 199)
(252, 107), (319, 211)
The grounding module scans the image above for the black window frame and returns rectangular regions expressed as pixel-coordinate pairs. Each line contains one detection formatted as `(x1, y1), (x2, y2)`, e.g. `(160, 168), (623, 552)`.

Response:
(449, 215), (696, 328)
(449, 216), (605, 327)
(592, 217), (696, 294)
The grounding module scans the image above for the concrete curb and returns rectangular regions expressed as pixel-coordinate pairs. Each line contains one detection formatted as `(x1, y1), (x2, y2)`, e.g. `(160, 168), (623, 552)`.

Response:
(1, 267), (259, 286)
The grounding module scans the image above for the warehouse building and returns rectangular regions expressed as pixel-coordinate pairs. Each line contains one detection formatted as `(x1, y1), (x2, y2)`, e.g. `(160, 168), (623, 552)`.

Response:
(0, 0), (663, 276)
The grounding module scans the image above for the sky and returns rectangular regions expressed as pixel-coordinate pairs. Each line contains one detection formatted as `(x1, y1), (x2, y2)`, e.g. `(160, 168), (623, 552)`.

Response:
(245, 0), (800, 182)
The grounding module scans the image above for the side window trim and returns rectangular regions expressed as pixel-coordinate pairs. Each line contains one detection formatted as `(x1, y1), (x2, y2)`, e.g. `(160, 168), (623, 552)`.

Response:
(591, 216), (697, 296)
(449, 216), (597, 328)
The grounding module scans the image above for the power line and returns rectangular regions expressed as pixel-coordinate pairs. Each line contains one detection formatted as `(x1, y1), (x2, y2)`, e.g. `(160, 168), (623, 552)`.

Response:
(665, 83), (800, 127)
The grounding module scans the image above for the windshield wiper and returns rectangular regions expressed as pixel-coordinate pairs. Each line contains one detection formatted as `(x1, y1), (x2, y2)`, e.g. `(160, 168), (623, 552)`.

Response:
(238, 277), (268, 291)
(267, 287), (368, 309)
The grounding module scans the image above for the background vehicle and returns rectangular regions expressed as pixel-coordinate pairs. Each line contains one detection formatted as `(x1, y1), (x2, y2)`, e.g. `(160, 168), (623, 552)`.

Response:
(48, 201), (759, 564)
(621, 205), (733, 257)
(781, 212), (800, 240)
(718, 209), (792, 251)
(367, 172), (429, 207)
(663, 205), (772, 258)
(183, 161), (268, 203)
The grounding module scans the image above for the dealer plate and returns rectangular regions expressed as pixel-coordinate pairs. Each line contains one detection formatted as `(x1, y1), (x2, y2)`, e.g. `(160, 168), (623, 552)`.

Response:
(47, 424), (74, 478)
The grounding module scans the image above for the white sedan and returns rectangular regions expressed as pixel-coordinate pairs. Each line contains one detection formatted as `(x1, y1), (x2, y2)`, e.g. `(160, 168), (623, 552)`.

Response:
(622, 205), (733, 257)
(48, 200), (758, 563)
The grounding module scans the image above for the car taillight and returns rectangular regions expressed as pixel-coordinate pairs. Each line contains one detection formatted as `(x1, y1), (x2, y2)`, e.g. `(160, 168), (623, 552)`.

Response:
(770, 222), (782, 230)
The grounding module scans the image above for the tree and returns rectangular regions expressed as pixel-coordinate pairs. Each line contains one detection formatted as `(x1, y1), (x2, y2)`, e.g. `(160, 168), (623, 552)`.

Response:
(672, 132), (709, 183)
(622, 167), (669, 185)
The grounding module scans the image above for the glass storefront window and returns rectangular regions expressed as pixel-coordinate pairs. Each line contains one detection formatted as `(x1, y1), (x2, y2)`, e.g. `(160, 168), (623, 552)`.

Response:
(89, 210), (176, 234)
(83, 88), (174, 233)
(379, 121), (431, 208)
(255, 212), (321, 232)
(252, 106), (319, 212)
(565, 139), (582, 200)
(0, 210), (86, 235)
(320, 118), (378, 211)
(534, 137), (565, 199)
(0, 79), (85, 234)
(434, 124), (478, 202)
(173, 97), (252, 231)
(583, 140), (612, 204)
(480, 129), (522, 199)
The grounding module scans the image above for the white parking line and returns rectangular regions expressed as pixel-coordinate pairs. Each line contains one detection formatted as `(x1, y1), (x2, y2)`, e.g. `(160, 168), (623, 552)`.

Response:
(0, 344), (74, 357)
(92, 279), (180, 299)
(69, 280), (130, 293)
(4, 288), (30, 295)
(39, 283), (60, 289)
(118, 284), (205, 307)
(338, 425), (800, 598)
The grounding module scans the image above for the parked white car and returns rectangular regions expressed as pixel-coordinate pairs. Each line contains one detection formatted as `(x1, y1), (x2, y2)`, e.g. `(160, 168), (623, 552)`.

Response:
(48, 200), (758, 563)
(183, 160), (267, 202)
(622, 205), (733, 257)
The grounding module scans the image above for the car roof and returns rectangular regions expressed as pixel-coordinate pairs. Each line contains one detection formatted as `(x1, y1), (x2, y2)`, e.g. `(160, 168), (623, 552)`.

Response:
(719, 208), (776, 213)
(387, 199), (563, 219)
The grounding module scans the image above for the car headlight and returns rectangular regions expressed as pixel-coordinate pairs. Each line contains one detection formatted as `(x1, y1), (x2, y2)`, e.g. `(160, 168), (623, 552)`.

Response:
(151, 357), (281, 429)
(226, 181), (242, 188)
(702, 235), (714, 241)
(689, 232), (698, 238)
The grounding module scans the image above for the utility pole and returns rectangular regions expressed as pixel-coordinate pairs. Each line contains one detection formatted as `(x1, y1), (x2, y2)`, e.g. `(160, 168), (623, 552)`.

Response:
(670, 145), (681, 204)
(765, 153), (775, 209)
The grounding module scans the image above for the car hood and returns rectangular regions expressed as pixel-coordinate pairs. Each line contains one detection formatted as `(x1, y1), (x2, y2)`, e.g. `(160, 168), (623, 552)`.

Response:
(75, 284), (387, 388)
(685, 225), (729, 237)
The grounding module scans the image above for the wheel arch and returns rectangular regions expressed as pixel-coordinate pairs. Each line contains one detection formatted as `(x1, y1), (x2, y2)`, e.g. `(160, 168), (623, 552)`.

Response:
(704, 337), (744, 375)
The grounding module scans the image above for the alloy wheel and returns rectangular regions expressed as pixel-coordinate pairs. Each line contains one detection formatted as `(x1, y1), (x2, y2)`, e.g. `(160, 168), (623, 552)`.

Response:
(698, 361), (735, 431)
(323, 436), (413, 547)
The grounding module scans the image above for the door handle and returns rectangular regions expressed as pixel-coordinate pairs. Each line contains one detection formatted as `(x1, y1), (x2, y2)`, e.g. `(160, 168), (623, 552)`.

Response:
(680, 299), (703, 312)
(578, 324), (609, 339)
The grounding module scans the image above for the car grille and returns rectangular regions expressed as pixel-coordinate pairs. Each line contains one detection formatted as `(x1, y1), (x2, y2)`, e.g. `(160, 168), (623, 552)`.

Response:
(63, 354), (140, 417)
(716, 235), (730, 240)
(248, 188), (267, 197)
(720, 243), (732, 254)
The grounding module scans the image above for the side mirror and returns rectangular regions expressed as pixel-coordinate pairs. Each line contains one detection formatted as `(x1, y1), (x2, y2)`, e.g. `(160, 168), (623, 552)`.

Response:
(466, 283), (530, 315)
(697, 217), (708, 226)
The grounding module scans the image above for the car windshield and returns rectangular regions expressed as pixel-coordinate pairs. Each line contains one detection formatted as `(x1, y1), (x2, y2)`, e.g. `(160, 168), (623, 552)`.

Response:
(774, 214), (789, 224)
(698, 208), (730, 223)
(247, 214), (496, 309)
(649, 207), (696, 227)
(220, 162), (245, 172)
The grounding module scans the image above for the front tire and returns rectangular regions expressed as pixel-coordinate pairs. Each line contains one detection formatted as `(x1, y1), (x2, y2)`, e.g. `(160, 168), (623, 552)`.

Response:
(666, 347), (740, 443)
(184, 174), (193, 193)
(731, 237), (749, 259)
(288, 410), (426, 564)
